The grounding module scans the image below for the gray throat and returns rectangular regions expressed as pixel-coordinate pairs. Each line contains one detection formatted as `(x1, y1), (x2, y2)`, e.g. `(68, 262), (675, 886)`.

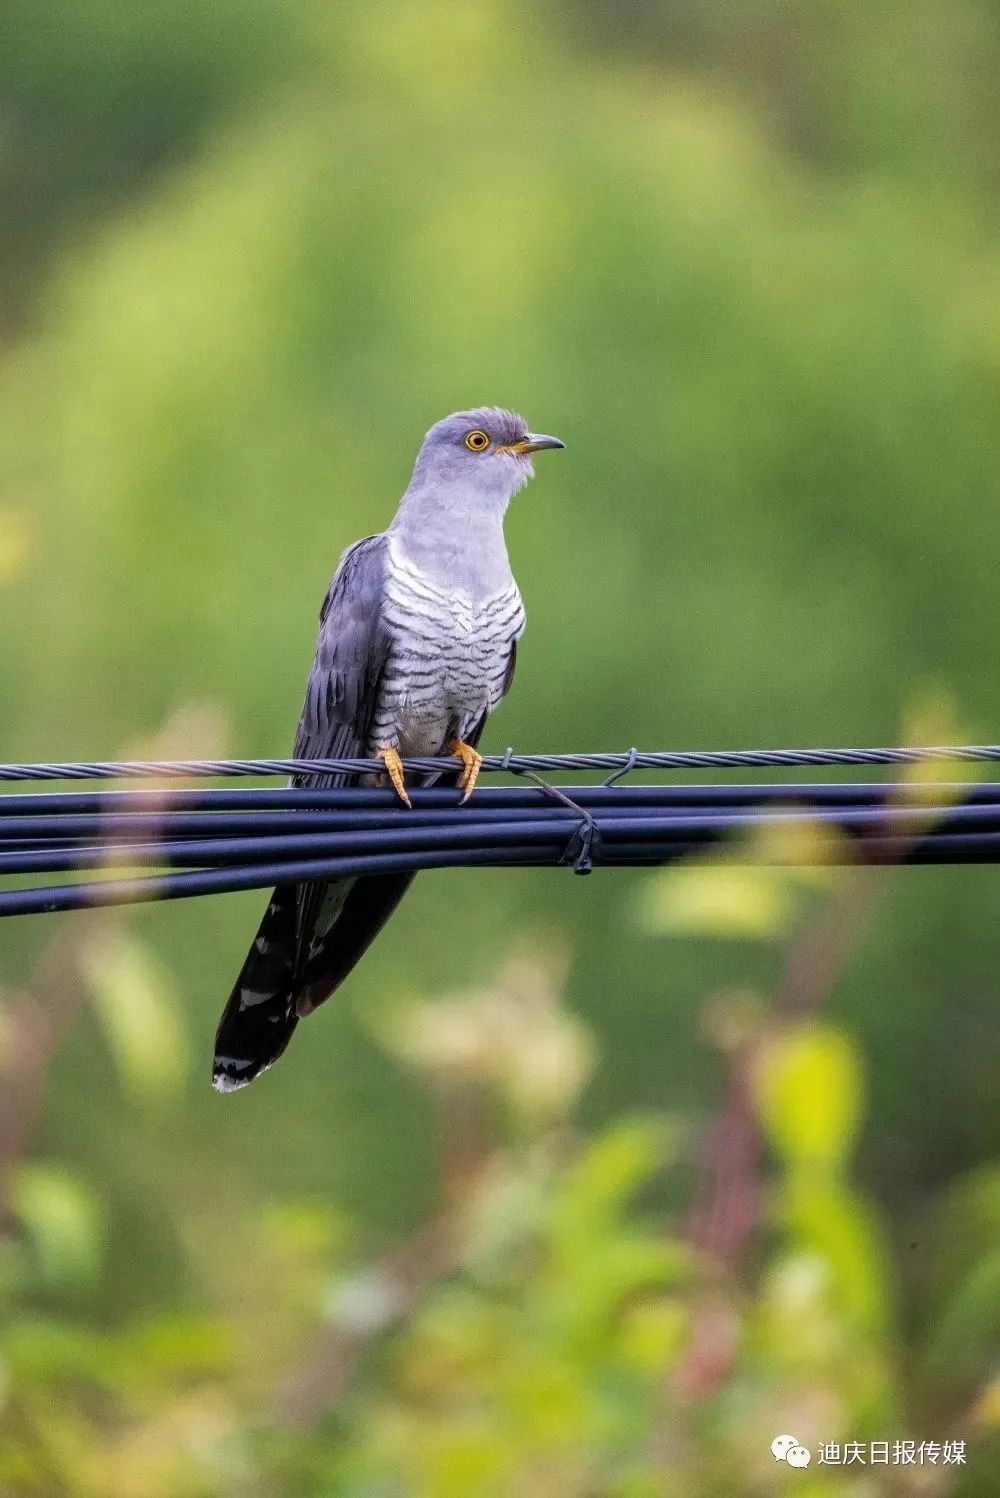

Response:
(389, 485), (516, 597)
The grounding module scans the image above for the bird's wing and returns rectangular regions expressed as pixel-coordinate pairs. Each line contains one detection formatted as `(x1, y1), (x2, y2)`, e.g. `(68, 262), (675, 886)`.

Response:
(212, 532), (393, 1091)
(292, 532), (392, 775)
(290, 532), (393, 963)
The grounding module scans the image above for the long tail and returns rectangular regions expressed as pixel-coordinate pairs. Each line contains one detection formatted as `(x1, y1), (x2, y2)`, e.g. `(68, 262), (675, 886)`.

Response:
(212, 887), (301, 1092)
(212, 873), (415, 1092)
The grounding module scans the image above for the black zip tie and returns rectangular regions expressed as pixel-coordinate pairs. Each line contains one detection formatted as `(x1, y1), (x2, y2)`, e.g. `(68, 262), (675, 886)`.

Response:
(603, 746), (640, 788)
(509, 768), (602, 874)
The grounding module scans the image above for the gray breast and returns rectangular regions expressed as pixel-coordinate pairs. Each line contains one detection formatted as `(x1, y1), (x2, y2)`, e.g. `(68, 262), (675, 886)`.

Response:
(370, 540), (524, 754)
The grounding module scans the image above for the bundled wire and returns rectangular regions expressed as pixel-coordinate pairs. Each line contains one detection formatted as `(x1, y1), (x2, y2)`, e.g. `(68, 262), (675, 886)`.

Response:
(0, 743), (998, 917)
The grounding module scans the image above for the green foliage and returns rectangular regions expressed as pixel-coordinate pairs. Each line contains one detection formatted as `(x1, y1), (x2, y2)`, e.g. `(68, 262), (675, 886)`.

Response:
(85, 933), (190, 1108)
(756, 1028), (864, 1171)
(8, 1166), (103, 1297)
(330, 1121), (688, 1496)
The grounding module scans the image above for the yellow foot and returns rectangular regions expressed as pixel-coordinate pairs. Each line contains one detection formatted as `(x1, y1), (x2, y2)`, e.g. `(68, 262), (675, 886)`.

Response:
(449, 738), (484, 804)
(377, 746), (412, 808)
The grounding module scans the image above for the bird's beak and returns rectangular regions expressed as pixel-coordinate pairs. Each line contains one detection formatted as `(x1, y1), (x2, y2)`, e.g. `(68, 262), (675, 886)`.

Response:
(503, 434), (565, 455)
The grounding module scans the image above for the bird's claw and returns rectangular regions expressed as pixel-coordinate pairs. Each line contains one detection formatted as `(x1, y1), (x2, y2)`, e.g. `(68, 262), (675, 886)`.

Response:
(377, 746), (412, 808)
(449, 738), (483, 804)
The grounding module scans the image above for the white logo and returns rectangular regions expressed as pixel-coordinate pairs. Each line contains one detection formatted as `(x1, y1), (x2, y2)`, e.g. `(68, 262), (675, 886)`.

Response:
(772, 1435), (812, 1468)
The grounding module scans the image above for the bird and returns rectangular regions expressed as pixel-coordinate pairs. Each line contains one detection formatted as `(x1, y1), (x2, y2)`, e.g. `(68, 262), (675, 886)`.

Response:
(212, 407), (564, 1091)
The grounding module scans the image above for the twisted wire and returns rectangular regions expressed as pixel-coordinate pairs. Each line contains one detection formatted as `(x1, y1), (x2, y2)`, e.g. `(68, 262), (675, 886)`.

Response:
(0, 743), (999, 782)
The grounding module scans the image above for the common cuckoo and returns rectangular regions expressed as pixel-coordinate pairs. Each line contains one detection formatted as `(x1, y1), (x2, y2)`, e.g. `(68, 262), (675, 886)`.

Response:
(212, 407), (563, 1091)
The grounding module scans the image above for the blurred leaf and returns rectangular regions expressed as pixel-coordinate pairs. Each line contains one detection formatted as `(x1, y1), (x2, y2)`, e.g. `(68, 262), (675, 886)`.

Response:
(774, 1178), (891, 1335)
(893, 687), (979, 827)
(385, 942), (593, 1122)
(744, 816), (846, 876)
(639, 863), (797, 939)
(262, 1200), (344, 1264)
(416, 1422), (513, 1497)
(501, 1354), (593, 1447)
(755, 1026), (863, 1169)
(900, 684), (976, 786)
(84, 932), (189, 1106)
(922, 1249), (1000, 1385)
(615, 1297), (687, 1374)
(555, 1119), (667, 1228)
(8, 1165), (103, 1293)
(122, 1314), (236, 1380)
(4, 1317), (115, 1385)
(395, 1289), (512, 1398)
(555, 1234), (690, 1325)
(462, 1151), (553, 1277)
(976, 1377), (1000, 1430)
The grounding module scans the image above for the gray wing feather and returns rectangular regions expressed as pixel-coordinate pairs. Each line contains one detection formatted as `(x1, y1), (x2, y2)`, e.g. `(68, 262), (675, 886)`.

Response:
(293, 532), (392, 769)
(290, 532), (392, 960)
(211, 533), (394, 1090)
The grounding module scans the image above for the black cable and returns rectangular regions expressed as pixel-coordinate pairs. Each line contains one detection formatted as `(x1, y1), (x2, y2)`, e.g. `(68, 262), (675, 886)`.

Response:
(0, 808), (996, 876)
(2, 781), (998, 821)
(2, 750), (999, 916)
(1, 829), (998, 919)
(1, 796), (999, 848)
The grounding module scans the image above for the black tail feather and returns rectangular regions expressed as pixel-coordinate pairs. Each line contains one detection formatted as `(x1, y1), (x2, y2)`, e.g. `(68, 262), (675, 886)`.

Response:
(212, 760), (463, 1090)
(296, 873), (415, 1013)
(212, 887), (300, 1091)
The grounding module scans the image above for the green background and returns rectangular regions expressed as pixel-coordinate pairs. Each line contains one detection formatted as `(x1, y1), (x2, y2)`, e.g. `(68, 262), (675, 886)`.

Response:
(0, 3), (997, 1493)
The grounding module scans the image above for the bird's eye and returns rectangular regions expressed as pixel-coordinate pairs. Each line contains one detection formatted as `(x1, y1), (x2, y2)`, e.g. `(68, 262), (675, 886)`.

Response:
(464, 429), (490, 451)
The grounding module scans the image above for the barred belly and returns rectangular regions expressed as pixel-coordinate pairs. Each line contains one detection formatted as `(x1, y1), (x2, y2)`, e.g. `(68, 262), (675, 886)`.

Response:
(370, 540), (524, 755)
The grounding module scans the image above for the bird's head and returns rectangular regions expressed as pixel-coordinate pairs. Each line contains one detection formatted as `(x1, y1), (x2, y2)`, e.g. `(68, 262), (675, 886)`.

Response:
(409, 407), (564, 508)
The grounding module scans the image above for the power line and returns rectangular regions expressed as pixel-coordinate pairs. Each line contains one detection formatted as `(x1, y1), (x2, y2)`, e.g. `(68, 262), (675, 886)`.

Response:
(0, 743), (998, 782)
(0, 761), (998, 915)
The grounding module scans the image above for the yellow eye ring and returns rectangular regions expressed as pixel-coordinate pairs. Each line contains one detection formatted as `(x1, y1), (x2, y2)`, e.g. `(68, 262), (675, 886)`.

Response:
(464, 429), (490, 451)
